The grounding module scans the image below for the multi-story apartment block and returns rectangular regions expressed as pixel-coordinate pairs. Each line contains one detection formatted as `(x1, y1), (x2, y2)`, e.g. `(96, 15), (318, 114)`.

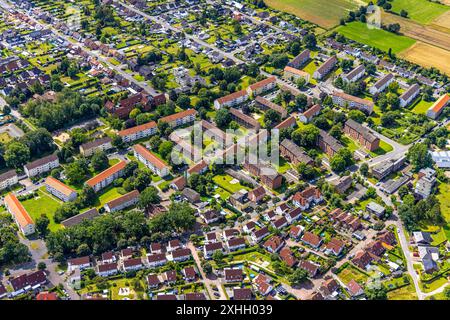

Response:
(0, 170), (18, 191)
(24, 154), (60, 178)
(332, 91), (374, 115)
(104, 190), (140, 213)
(369, 73), (394, 95)
(160, 109), (197, 128)
(79, 137), (113, 157)
(133, 144), (169, 177)
(4, 193), (35, 236)
(246, 76), (277, 96)
(344, 119), (380, 152)
(118, 121), (157, 143)
(85, 160), (127, 192)
(214, 90), (249, 109)
(45, 176), (77, 202)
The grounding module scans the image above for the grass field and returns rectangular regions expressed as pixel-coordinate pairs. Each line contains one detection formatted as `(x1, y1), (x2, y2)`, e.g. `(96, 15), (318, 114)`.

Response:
(336, 22), (416, 53)
(411, 98), (433, 115)
(0, 132), (12, 143)
(389, 0), (449, 25)
(386, 284), (418, 300)
(22, 190), (62, 232)
(264, 0), (359, 29)
(97, 186), (123, 208)
(399, 42), (450, 76)
(337, 264), (369, 285)
(213, 174), (251, 194)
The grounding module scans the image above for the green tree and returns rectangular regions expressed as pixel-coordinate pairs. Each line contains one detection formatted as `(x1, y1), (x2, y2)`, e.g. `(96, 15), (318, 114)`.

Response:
(288, 268), (308, 286)
(91, 150), (109, 172)
(35, 214), (50, 237)
(4, 142), (30, 169)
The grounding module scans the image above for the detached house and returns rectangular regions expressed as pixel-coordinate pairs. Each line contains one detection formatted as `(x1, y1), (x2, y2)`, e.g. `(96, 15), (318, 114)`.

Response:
(292, 186), (323, 210)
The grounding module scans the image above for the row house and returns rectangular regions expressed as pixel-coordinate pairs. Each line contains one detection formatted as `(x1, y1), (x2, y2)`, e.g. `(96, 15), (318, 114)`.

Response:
(24, 154), (59, 178)
(133, 144), (169, 177)
(9, 270), (47, 297)
(344, 119), (380, 152)
(97, 263), (119, 277)
(147, 253), (168, 268)
(85, 160), (127, 192)
(104, 190), (140, 213)
(118, 121), (157, 143)
(45, 177), (77, 202)
(204, 242), (224, 258)
(61, 208), (99, 228)
(274, 116), (297, 130)
(4, 193), (35, 236)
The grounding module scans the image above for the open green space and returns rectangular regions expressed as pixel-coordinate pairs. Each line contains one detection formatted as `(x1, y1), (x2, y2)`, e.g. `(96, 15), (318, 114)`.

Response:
(22, 189), (62, 232)
(389, 0), (449, 25)
(212, 174), (251, 194)
(264, 0), (358, 29)
(336, 22), (416, 54)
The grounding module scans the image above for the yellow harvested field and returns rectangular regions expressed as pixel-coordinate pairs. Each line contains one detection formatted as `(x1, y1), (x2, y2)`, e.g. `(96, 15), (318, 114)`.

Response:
(430, 11), (450, 32)
(399, 42), (450, 75)
(381, 12), (450, 51)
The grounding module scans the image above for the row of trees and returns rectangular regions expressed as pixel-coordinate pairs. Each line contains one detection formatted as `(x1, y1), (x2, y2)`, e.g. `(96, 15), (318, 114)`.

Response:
(46, 202), (196, 260)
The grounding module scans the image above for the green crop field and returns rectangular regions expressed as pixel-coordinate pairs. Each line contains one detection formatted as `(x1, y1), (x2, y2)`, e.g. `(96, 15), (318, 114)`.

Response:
(389, 0), (449, 25)
(336, 22), (416, 54)
(264, 0), (359, 29)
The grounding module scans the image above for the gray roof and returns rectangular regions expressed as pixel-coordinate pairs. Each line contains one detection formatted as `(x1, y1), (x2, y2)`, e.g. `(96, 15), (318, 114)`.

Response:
(345, 119), (379, 143)
(61, 208), (99, 228)
(280, 139), (313, 164)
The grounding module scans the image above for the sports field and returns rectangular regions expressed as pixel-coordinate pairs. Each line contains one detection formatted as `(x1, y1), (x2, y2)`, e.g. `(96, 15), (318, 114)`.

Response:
(264, 0), (359, 29)
(335, 22), (416, 53)
(389, 0), (449, 25)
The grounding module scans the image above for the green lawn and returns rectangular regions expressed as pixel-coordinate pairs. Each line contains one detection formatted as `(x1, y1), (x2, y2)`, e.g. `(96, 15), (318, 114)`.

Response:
(372, 140), (394, 156)
(336, 22), (416, 54)
(212, 174), (251, 194)
(411, 99), (433, 115)
(22, 190), (62, 232)
(387, 284), (418, 300)
(97, 186), (123, 208)
(389, 0), (449, 25)
(337, 264), (369, 285)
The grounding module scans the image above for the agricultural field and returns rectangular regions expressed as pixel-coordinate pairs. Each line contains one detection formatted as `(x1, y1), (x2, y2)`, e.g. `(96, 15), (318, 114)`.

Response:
(335, 22), (416, 54)
(388, 0), (449, 25)
(399, 42), (450, 76)
(264, 0), (359, 29)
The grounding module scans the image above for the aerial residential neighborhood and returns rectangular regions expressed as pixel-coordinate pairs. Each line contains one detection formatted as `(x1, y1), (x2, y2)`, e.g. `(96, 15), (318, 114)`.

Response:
(0, 0), (449, 304)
